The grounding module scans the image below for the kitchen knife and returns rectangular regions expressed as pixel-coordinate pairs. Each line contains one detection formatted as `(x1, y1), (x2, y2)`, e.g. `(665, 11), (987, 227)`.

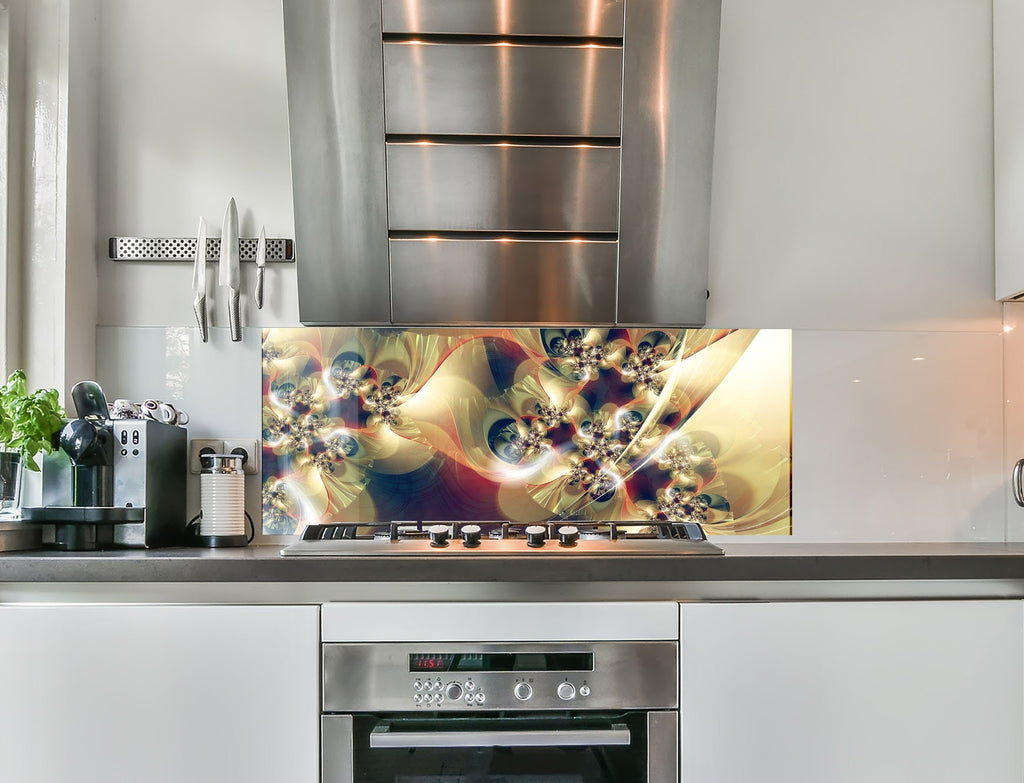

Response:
(254, 224), (266, 310)
(219, 197), (241, 342)
(192, 217), (209, 342)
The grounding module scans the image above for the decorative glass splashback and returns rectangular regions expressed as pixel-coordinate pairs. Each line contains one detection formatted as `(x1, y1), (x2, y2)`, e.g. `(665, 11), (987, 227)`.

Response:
(262, 328), (791, 535)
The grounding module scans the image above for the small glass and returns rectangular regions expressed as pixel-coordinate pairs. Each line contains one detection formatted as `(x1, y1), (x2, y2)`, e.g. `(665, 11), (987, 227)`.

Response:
(0, 451), (23, 518)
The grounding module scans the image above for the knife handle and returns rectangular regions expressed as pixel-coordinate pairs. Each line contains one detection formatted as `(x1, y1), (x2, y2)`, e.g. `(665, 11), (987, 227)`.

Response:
(229, 289), (241, 342)
(193, 294), (209, 343)
(255, 267), (265, 310)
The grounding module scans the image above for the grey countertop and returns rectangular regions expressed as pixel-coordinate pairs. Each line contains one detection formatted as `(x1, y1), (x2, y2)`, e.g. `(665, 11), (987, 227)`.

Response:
(3, 542), (1024, 584)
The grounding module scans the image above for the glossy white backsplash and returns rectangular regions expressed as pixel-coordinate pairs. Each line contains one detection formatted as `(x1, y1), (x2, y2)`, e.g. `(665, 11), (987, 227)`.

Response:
(96, 325), (1008, 543)
(792, 330), (1004, 542)
(1003, 302), (1024, 540)
(95, 326), (277, 543)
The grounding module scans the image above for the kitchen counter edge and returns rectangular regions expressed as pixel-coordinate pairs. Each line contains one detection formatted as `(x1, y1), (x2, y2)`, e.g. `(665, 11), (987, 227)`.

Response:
(2, 542), (1024, 584)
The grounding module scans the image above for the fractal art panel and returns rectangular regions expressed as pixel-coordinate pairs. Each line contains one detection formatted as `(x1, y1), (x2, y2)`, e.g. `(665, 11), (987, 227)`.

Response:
(261, 327), (791, 536)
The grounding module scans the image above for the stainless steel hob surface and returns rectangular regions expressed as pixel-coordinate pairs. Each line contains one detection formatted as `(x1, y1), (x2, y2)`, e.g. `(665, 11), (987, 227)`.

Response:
(280, 520), (723, 557)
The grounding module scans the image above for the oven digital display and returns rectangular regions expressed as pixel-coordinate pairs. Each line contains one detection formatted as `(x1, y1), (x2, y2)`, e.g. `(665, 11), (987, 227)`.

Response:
(409, 652), (594, 673)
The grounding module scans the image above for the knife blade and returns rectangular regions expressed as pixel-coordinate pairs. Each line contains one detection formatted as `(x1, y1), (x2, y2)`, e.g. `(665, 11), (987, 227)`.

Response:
(254, 224), (266, 310)
(192, 217), (209, 342)
(219, 197), (241, 341)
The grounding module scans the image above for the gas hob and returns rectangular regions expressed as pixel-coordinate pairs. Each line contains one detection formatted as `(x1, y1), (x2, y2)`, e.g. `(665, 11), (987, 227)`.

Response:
(280, 520), (723, 557)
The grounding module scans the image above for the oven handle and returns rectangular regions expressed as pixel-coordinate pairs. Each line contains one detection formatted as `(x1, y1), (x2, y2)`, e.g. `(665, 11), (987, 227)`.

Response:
(369, 723), (632, 749)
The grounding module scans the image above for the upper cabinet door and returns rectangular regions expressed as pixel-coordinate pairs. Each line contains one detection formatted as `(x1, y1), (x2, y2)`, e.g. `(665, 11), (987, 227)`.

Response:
(995, 0), (1024, 300)
(284, 0), (721, 326)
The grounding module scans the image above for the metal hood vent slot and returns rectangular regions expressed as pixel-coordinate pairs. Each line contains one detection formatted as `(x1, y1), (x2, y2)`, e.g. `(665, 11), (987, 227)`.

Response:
(284, 0), (721, 327)
(381, 0), (626, 38)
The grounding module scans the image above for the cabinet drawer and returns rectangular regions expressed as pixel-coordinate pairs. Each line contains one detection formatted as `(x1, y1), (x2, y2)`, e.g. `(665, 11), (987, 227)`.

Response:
(381, 0), (625, 37)
(390, 238), (617, 323)
(386, 143), (621, 232)
(384, 42), (623, 137)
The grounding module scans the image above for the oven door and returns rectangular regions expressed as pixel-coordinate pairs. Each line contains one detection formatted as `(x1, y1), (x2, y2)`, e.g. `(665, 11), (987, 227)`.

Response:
(323, 711), (677, 783)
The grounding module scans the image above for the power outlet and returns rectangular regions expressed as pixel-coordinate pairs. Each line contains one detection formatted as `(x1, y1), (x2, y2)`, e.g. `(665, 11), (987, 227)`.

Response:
(223, 438), (260, 476)
(189, 439), (224, 474)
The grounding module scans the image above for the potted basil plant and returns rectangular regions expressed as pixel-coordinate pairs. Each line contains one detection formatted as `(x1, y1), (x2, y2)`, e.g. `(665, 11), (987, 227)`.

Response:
(0, 370), (65, 515)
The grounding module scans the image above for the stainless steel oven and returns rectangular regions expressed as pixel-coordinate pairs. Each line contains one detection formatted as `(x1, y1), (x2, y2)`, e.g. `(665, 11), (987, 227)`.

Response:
(321, 640), (678, 782)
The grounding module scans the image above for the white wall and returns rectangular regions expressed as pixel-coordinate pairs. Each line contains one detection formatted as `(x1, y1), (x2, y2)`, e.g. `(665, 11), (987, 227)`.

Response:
(91, 0), (1004, 541)
(96, 0), (297, 328)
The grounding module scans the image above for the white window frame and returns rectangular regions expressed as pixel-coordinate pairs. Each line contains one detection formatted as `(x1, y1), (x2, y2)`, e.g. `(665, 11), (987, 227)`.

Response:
(0, 0), (12, 379)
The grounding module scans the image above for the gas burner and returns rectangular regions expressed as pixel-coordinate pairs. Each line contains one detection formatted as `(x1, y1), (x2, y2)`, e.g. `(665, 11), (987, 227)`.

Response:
(281, 519), (723, 557)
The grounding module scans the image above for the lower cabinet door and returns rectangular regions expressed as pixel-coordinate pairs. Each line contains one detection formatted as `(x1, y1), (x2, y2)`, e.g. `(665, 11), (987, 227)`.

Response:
(680, 600), (1023, 783)
(0, 604), (319, 783)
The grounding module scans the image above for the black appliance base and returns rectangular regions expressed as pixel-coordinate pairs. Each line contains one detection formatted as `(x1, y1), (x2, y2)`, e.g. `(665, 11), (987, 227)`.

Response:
(192, 533), (249, 548)
(21, 506), (145, 523)
(20, 507), (147, 551)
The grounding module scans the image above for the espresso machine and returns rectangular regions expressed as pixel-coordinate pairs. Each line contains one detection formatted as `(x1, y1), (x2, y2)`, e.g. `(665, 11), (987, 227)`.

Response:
(22, 381), (187, 550)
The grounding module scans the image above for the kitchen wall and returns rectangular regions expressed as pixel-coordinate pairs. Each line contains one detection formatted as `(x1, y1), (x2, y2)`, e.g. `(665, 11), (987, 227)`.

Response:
(92, 0), (1005, 542)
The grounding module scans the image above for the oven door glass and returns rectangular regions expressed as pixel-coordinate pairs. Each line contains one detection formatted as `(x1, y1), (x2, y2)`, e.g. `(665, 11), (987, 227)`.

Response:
(337, 713), (654, 783)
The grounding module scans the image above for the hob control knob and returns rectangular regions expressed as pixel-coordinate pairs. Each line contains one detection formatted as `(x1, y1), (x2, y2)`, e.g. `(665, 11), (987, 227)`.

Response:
(557, 682), (576, 701)
(428, 524), (450, 547)
(525, 525), (547, 548)
(557, 525), (579, 547)
(461, 524), (482, 548)
(514, 682), (533, 701)
(445, 682), (464, 701)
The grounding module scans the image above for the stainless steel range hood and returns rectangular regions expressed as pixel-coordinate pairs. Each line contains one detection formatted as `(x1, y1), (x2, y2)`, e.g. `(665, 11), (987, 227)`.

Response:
(284, 0), (721, 326)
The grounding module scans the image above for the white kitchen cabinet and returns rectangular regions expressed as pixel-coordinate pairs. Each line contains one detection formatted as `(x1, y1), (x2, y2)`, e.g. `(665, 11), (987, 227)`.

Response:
(0, 604), (319, 783)
(996, 0), (1024, 299)
(679, 601), (1023, 783)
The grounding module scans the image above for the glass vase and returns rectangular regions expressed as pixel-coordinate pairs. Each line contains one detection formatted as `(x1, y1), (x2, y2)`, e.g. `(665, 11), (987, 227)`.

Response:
(0, 451), (23, 517)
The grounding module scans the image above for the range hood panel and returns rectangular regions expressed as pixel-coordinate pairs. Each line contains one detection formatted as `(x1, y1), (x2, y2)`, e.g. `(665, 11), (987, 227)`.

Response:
(283, 0), (391, 325)
(381, 0), (626, 38)
(284, 0), (720, 326)
(386, 143), (622, 233)
(618, 0), (721, 325)
(390, 239), (618, 324)
(383, 42), (624, 138)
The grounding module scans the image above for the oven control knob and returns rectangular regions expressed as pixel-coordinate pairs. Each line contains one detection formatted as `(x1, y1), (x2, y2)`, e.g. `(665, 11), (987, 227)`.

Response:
(513, 682), (533, 701)
(525, 525), (547, 547)
(461, 524), (482, 548)
(445, 682), (464, 701)
(579, 685), (591, 697)
(557, 525), (579, 546)
(557, 682), (576, 701)
(428, 524), (450, 547)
